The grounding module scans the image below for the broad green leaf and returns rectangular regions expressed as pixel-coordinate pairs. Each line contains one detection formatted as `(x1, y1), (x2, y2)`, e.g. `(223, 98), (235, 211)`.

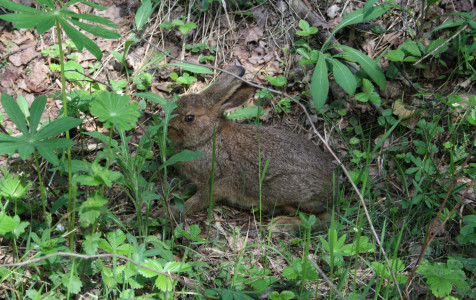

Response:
(61, 273), (82, 295)
(161, 63), (214, 74)
(36, 117), (83, 140)
(90, 92), (140, 130)
(0, 213), (17, 235)
(385, 49), (405, 62)
(311, 51), (329, 112)
(333, 45), (386, 91)
(330, 58), (356, 95)
(135, 0), (152, 31)
(0, 174), (31, 200)
(64, 60), (85, 87)
(163, 261), (191, 273)
(400, 41), (421, 57)
(69, 19), (121, 39)
(1, 94), (28, 134)
(162, 150), (204, 168)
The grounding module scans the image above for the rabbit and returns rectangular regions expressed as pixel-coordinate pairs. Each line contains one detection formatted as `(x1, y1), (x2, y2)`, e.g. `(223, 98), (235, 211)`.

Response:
(164, 65), (336, 225)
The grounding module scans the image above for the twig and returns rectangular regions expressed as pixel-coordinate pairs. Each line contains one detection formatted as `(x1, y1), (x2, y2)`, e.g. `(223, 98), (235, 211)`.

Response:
(413, 24), (468, 66)
(307, 256), (348, 300)
(140, 38), (404, 300)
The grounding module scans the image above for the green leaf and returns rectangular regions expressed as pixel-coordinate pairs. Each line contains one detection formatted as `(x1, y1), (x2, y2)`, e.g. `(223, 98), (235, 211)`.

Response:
(1, 93), (29, 134)
(399, 41), (421, 57)
(162, 150), (204, 168)
(136, 92), (167, 106)
(333, 45), (386, 91)
(311, 51), (329, 112)
(58, 17), (102, 60)
(90, 92), (140, 130)
(67, 13), (118, 28)
(329, 5), (391, 38)
(69, 18), (121, 39)
(16, 94), (30, 120)
(161, 63), (214, 74)
(227, 106), (268, 120)
(0, 13), (54, 34)
(61, 273), (83, 294)
(0, 174), (31, 200)
(282, 266), (298, 279)
(63, 0), (106, 10)
(83, 233), (101, 255)
(36, 117), (83, 140)
(385, 49), (405, 62)
(135, 0), (152, 31)
(330, 58), (356, 95)
(0, 0), (41, 13)
(0, 213), (18, 235)
(64, 61), (85, 87)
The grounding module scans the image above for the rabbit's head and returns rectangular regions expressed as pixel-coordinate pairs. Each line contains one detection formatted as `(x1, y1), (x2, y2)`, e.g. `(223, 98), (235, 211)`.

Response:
(167, 66), (255, 148)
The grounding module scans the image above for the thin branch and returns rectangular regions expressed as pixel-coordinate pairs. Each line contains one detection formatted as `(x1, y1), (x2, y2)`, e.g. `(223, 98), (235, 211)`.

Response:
(307, 256), (348, 300)
(413, 24), (468, 66)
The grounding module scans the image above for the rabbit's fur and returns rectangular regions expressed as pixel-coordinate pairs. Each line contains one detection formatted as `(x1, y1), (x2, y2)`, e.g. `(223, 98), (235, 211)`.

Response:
(166, 66), (335, 221)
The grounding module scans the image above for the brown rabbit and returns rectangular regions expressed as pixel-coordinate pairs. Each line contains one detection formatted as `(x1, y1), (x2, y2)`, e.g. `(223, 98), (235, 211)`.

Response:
(166, 66), (335, 224)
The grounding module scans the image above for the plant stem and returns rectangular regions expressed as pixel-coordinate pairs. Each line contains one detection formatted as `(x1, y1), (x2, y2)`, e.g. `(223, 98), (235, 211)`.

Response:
(33, 150), (46, 219)
(55, 18), (75, 251)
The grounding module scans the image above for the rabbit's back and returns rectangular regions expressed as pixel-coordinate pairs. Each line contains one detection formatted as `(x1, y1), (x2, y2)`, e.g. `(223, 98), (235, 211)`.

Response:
(177, 121), (335, 215)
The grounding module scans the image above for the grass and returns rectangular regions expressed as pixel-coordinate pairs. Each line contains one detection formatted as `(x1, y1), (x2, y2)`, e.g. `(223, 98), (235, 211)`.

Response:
(0, 0), (475, 299)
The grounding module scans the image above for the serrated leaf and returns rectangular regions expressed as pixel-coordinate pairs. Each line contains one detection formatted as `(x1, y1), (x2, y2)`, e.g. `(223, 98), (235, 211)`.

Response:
(90, 92), (140, 130)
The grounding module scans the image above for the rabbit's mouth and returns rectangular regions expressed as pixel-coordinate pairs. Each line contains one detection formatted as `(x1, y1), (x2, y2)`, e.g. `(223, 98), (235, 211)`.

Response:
(167, 126), (181, 144)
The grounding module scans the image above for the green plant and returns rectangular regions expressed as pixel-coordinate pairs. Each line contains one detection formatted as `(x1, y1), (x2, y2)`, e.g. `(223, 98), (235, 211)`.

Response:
(456, 214), (476, 245)
(133, 72), (153, 90)
(294, 0), (390, 111)
(417, 259), (474, 298)
(0, 0), (121, 249)
(160, 17), (197, 35)
(0, 94), (82, 216)
(355, 78), (382, 105)
(170, 71), (197, 85)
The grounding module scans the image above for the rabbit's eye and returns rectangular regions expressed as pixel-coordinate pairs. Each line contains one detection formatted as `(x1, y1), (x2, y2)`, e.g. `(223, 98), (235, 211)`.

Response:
(184, 115), (195, 123)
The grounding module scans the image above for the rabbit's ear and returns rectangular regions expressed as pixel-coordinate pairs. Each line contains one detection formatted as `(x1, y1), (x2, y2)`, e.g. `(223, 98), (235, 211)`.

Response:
(202, 66), (255, 112)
